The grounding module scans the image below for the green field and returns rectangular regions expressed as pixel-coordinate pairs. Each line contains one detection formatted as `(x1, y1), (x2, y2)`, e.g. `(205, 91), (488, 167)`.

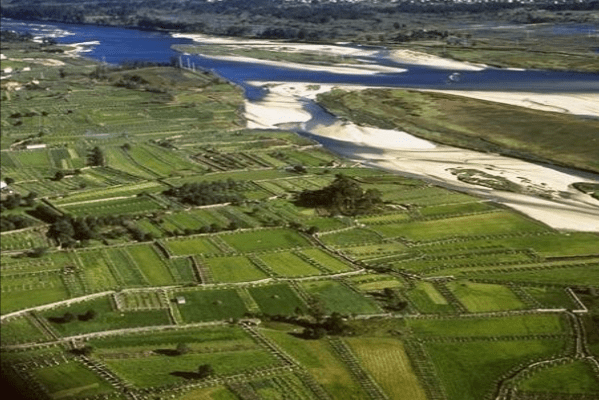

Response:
(41, 295), (171, 336)
(32, 362), (115, 399)
(204, 255), (268, 283)
(517, 360), (599, 394)
(259, 252), (323, 277)
(220, 229), (311, 252)
(447, 281), (527, 312)
(164, 237), (223, 257)
(301, 280), (381, 315)
(174, 289), (248, 322)
(248, 284), (307, 316)
(407, 281), (455, 314)
(345, 337), (428, 400)
(408, 314), (566, 337)
(426, 339), (567, 400)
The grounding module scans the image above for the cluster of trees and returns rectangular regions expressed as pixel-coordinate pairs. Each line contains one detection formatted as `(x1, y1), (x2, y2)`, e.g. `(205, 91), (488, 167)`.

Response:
(296, 174), (382, 215)
(0, 215), (35, 232)
(0, 192), (37, 211)
(87, 146), (105, 167)
(0, 30), (34, 42)
(164, 180), (245, 207)
(48, 309), (96, 324)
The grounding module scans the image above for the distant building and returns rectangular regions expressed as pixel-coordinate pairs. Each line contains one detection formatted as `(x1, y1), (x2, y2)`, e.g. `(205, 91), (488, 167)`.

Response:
(26, 144), (47, 150)
(0, 181), (7, 190)
(176, 296), (186, 305)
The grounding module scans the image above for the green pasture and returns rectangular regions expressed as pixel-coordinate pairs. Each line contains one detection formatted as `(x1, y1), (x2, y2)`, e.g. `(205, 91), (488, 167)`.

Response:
(262, 328), (369, 400)
(345, 337), (428, 400)
(0, 230), (50, 251)
(32, 362), (114, 399)
(447, 281), (527, 312)
(320, 228), (384, 247)
(468, 264), (599, 286)
(248, 284), (307, 316)
(60, 196), (163, 217)
(163, 237), (223, 257)
(77, 250), (120, 291)
(340, 242), (408, 260)
(259, 252), (322, 277)
(523, 287), (578, 309)
(174, 289), (248, 322)
(418, 201), (495, 217)
(301, 280), (380, 315)
(125, 245), (174, 285)
(0, 316), (48, 345)
(104, 350), (277, 388)
(1, 274), (69, 313)
(426, 339), (567, 400)
(41, 295), (171, 336)
(176, 386), (238, 400)
(408, 313), (566, 337)
(204, 255), (268, 283)
(517, 359), (599, 394)
(220, 229), (311, 252)
(407, 281), (455, 314)
(301, 248), (353, 272)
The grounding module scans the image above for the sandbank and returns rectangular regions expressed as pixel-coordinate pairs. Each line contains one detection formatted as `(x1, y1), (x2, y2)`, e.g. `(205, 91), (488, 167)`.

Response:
(194, 54), (406, 75)
(390, 49), (487, 71)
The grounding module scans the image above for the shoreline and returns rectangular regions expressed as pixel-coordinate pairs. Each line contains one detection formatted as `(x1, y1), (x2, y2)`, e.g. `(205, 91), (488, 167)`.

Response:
(244, 81), (599, 232)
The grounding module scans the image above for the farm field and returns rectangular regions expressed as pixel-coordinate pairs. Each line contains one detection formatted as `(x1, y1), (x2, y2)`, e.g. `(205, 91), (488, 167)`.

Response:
(2, 37), (598, 400)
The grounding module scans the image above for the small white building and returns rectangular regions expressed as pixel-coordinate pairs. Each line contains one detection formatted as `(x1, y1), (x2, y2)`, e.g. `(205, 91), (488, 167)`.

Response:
(3, 67), (13, 74)
(176, 296), (186, 305)
(26, 144), (47, 150)
(0, 181), (7, 190)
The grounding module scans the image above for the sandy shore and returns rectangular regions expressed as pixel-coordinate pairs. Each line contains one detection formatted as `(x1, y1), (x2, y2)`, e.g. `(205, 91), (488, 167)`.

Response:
(390, 49), (487, 71)
(244, 81), (599, 232)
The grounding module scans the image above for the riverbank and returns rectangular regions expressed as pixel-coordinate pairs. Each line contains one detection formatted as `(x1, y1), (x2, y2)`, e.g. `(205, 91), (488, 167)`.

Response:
(245, 81), (599, 232)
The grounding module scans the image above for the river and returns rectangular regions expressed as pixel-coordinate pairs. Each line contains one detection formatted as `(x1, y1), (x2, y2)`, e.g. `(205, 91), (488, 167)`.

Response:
(3, 18), (599, 231)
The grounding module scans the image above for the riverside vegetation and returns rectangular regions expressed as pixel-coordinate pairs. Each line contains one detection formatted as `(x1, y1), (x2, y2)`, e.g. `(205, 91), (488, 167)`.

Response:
(1, 35), (599, 400)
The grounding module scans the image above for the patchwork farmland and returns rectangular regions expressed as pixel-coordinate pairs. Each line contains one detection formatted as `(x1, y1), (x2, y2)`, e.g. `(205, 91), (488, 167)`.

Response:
(1, 38), (598, 400)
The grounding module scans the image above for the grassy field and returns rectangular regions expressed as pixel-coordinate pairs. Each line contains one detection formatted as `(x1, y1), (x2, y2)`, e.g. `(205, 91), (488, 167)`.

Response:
(248, 284), (307, 316)
(174, 289), (248, 322)
(220, 229), (311, 252)
(164, 237), (223, 257)
(0, 316), (48, 345)
(408, 314), (566, 337)
(517, 359), (599, 394)
(204, 255), (268, 283)
(262, 328), (369, 400)
(345, 337), (428, 400)
(259, 252), (323, 277)
(407, 282), (455, 314)
(447, 281), (527, 312)
(32, 362), (115, 399)
(426, 339), (567, 400)
(301, 280), (381, 315)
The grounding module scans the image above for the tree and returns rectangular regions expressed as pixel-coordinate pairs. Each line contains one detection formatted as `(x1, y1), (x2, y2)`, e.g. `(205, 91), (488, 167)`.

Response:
(4, 177), (14, 185)
(176, 342), (191, 355)
(62, 312), (75, 323)
(78, 309), (97, 321)
(54, 170), (65, 181)
(197, 364), (214, 379)
(23, 192), (37, 207)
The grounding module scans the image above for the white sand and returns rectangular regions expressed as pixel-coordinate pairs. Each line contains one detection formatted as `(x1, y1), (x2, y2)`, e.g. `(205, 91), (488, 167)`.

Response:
(196, 54), (406, 75)
(390, 49), (487, 71)
(172, 33), (379, 58)
(244, 82), (599, 232)
(423, 90), (599, 117)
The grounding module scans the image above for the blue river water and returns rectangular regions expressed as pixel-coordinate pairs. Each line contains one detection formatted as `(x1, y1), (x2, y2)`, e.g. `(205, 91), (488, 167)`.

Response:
(3, 18), (599, 100)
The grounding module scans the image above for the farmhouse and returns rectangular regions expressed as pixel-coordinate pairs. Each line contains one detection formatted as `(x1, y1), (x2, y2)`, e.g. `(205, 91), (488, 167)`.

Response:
(176, 296), (186, 305)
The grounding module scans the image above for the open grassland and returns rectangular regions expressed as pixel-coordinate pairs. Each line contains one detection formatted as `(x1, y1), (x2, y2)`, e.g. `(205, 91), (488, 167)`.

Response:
(407, 282), (455, 314)
(125, 245), (174, 286)
(426, 339), (568, 400)
(345, 337), (428, 400)
(248, 284), (307, 316)
(204, 256), (268, 283)
(220, 229), (311, 252)
(32, 361), (115, 399)
(164, 237), (223, 257)
(318, 88), (599, 173)
(259, 252), (322, 277)
(408, 314), (566, 337)
(41, 295), (171, 336)
(0, 316), (48, 346)
(517, 359), (599, 394)
(301, 280), (381, 315)
(262, 328), (369, 400)
(300, 248), (353, 273)
(468, 264), (599, 286)
(1, 273), (69, 313)
(447, 281), (526, 312)
(104, 350), (278, 388)
(175, 386), (238, 400)
(174, 289), (248, 322)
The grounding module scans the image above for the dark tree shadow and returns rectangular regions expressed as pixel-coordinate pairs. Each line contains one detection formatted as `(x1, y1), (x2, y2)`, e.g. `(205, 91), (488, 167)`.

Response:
(170, 371), (199, 380)
(153, 349), (181, 357)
